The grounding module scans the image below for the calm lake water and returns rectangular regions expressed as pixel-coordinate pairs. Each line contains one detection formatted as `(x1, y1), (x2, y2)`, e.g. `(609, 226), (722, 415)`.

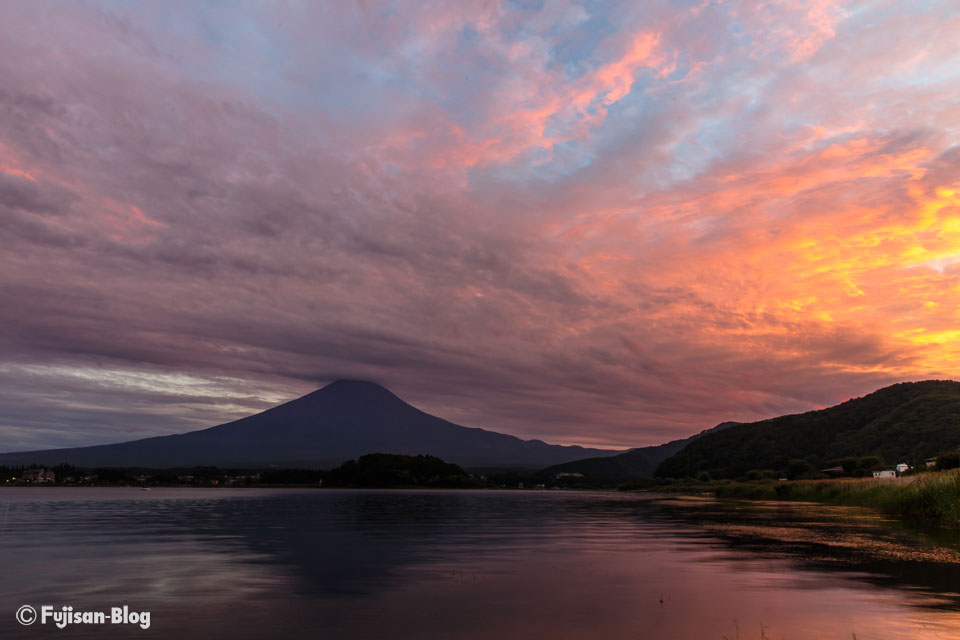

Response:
(1, 488), (960, 639)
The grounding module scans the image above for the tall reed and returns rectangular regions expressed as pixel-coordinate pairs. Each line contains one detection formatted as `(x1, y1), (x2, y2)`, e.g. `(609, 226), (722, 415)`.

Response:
(714, 469), (960, 528)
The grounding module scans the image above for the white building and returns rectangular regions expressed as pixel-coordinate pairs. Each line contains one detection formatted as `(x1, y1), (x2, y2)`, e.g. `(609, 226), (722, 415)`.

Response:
(872, 469), (896, 479)
(895, 463), (909, 474)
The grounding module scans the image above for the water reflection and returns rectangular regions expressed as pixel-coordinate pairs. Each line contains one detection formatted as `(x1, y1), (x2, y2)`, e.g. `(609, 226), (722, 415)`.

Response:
(1, 488), (960, 639)
(647, 495), (960, 610)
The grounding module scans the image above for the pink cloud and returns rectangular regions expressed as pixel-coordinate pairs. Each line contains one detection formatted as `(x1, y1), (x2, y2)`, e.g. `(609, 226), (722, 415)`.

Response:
(1, 0), (959, 451)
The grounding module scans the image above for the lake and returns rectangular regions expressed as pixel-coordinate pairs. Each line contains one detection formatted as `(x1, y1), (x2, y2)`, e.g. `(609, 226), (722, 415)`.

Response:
(1, 488), (959, 639)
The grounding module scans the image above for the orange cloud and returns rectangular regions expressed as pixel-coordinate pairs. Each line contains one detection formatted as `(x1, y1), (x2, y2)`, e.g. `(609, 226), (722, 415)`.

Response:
(548, 133), (960, 391)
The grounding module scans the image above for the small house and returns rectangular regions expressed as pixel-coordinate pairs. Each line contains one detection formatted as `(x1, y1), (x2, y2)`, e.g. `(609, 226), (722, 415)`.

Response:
(895, 463), (909, 474)
(872, 469), (896, 479)
(22, 468), (55, 483)
(925, 458), (937, 468)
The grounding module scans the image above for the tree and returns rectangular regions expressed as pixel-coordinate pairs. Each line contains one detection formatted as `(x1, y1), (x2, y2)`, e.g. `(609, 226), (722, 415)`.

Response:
(784, 459), (816, 480)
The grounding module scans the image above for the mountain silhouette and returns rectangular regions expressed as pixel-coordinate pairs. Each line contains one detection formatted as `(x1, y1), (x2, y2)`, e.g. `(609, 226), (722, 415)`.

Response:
(541, 421), (738, 481)
(0, 380), (621, 469)
(655, 380), (960, 479)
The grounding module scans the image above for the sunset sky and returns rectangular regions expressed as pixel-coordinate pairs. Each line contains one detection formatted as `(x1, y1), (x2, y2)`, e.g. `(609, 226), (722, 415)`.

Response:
(2, 0), (960, 451)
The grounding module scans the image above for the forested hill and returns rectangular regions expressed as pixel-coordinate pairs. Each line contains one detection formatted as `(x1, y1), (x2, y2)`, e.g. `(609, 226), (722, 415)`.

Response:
(540, 421), (738, 482)
(654, 380), (960, 480)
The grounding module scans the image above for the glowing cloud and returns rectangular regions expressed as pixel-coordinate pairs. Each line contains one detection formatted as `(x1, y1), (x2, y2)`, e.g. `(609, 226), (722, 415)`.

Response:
(0, 0), (959, 450)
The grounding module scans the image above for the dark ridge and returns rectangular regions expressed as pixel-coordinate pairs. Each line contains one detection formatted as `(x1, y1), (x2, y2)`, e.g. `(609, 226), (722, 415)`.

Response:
(654, 380), (960, 479)
(541, 421), (738, 482)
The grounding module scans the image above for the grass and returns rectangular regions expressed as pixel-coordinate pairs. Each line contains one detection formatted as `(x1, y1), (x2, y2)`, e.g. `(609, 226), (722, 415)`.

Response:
(710, 469), (960, 528)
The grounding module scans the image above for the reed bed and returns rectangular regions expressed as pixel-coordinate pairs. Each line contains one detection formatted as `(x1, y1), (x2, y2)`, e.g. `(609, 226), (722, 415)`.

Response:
(714, 469), (960, 528)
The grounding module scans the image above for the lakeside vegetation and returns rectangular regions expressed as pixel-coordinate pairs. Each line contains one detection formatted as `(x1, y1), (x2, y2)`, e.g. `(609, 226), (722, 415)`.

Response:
(324, 453), (479, 488)
(0, 454), (620, 490)
(630, 469), (960, 529)
(725, 470), (960, 528)
(1, 455), (484, 489)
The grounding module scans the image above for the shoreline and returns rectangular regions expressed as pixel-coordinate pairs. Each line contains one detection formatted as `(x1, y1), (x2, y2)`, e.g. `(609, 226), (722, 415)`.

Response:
(648, 469), (960, 530)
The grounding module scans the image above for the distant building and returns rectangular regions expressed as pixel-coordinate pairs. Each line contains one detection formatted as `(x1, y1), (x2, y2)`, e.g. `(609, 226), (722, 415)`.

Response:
(895, 463), (909, 474)
(555, 472), (584, 480)
(22, 468), (55, 483)
(872, 469), (896, 479)
(925, 458), (937, 468)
